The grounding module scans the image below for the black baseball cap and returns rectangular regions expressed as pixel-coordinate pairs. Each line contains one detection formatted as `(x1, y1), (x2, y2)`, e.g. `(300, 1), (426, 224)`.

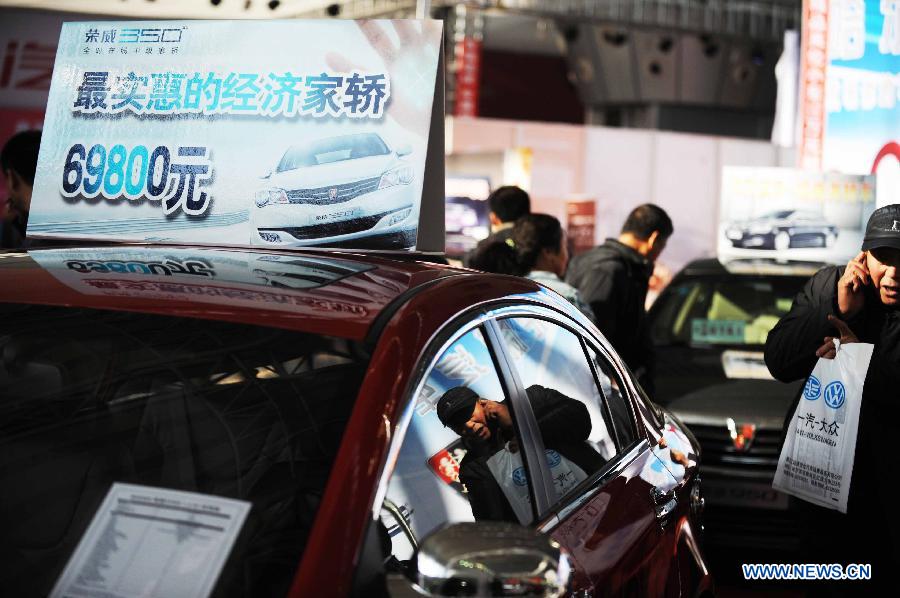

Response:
(436, 386), (478, 429)
(862, 204), (900, 252)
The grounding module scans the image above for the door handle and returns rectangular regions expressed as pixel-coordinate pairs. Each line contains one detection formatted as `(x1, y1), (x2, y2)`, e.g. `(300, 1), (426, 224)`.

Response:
(651, 487), (678, 527)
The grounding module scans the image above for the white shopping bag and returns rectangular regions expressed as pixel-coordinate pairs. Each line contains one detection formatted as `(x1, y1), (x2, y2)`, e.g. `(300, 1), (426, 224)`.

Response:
(773, 340), (873, 513)
(486, 442), (587, 524)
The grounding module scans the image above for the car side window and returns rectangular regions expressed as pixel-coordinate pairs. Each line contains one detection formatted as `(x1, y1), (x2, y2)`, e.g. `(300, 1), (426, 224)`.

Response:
(382, 325), (537, 563)
(494, 317), (617, 503)
(587, 345), (640, 449)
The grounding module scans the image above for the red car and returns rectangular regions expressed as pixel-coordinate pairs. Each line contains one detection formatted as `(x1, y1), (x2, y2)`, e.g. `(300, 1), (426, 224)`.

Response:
(0, 244), (710, 597)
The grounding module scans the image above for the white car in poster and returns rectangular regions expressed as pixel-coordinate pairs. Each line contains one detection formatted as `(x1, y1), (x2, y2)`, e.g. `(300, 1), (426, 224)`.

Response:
(725, 210), (838, 251)
(251, 132), (417, 248)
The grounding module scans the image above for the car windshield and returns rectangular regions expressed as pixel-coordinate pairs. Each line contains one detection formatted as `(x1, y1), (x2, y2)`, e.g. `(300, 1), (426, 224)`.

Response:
(276, 133), (390, 172)
(0, 303), (368, 596)
(651, 276), (808, 346)
(758, 210), (795, 219)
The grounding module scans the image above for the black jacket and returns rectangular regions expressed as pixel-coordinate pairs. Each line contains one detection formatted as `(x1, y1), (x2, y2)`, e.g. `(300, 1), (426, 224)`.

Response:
(462, 226), (515, 268)
(459, 385), (605, 522)
(565, 239), (655, 386)
(765, 266), (900, 535)
(0, 214), (26, 249)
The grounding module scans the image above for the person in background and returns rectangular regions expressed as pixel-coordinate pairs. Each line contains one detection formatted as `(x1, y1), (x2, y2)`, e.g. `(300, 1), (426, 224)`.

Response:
(464, 185), (530, 267)
(765, 204), (900, 591)
(1, 130), (41, 249)
(513, 213), (594, 321)
(467, 237), (523, 276)
(468, 213), (594, 322)
(565, 204), (673, 394)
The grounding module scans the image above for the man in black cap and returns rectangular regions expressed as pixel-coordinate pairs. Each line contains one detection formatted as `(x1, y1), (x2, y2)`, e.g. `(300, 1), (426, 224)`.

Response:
(766, 204), (900, 588)
(436, 385), (604, 522)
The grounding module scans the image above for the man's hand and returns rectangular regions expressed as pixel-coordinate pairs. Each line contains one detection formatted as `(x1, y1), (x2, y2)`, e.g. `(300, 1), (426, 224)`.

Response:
(483, 400), (513, 432)
(815, 314), (860, 359)
(837, 252), (869, 317)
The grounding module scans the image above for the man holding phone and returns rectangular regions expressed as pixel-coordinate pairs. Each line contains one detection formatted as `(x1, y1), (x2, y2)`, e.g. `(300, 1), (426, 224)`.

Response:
(765, 204), (900, 589)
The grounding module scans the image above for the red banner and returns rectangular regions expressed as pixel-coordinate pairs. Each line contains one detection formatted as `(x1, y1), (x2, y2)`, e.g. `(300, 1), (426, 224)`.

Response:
(454, 37), (481, 117)
(566, 200), (596, 255)
(798, 0), (830, 170)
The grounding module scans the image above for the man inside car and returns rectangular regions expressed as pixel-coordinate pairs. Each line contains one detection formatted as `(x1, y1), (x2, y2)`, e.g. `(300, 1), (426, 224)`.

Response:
(436, 385), (605, 522)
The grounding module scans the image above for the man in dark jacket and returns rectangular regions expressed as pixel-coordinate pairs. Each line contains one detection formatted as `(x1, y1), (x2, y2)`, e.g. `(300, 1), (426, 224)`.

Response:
(566, 204), (673, 393)
(436, 385), (604, 523)
(765, 204), (900, 587)
(1, 130), (41, 249)
(464, 186), (530, 267)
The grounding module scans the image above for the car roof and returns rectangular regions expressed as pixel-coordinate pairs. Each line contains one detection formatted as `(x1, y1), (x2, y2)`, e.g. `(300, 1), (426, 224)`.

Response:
(0, 244), (530, 341)
(680, 257), (827, 277)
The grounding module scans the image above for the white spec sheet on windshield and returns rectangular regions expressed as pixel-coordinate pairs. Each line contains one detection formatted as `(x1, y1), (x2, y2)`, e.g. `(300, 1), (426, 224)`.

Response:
(50, 483), (250, 598)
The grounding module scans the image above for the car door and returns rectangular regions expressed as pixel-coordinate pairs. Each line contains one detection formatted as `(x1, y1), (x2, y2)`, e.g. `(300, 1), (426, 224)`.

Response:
(375, 317), (567, 594)
(487, 306), (682, 596)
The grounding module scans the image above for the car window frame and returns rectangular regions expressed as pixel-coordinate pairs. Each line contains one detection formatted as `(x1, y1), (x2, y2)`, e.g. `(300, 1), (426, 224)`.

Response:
(370, 298), (662, 535)
(369, 306), (555, 529)
(481, 304), (656, 523)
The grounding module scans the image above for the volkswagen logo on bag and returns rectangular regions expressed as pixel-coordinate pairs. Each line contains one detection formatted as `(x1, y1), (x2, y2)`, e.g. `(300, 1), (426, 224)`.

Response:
(803, 375), (821, 400)
(545, 450), (562, 467)
(329, 187), (338, 201)
(512, 467), (528, 487)
(824, 381), (846, 409)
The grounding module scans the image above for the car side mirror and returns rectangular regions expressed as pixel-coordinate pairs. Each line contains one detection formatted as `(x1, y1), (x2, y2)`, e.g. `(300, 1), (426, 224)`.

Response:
(396, 144), (412, 157)
(412, 521), (572, 597)
(262, 169), (273, 179)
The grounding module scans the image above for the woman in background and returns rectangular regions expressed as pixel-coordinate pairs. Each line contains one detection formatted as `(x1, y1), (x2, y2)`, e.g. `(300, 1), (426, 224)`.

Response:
(469, 213), (594, 322)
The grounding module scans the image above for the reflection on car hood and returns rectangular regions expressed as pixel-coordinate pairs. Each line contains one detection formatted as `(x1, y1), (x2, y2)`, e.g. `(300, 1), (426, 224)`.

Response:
(269, 154), (397, 188)
(0, 245), (466, 340)
(665, 378), (803, 430)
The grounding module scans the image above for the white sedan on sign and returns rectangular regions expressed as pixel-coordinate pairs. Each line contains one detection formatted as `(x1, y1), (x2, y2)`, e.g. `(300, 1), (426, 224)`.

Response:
(250, 132), (417, 249)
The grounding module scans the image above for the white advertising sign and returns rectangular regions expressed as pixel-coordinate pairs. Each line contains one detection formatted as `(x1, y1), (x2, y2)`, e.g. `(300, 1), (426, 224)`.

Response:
(29, 20), (444, 251)
(718, 166), (876, 264)
(50, 483), (250, 598)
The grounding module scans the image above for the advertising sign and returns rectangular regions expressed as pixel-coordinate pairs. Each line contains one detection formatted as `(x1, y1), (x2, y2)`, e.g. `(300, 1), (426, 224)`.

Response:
(444, 175), (490, 258)
(29, 20), (444, 251)
(566, 199), (596, 255)
(823, 0), (900, 176)
(797, 0), (830, 170)
(718, 166), (876, 264)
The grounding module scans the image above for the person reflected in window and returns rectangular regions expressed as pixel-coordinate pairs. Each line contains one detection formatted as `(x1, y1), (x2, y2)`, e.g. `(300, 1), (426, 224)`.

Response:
(436, 385), (604, 522)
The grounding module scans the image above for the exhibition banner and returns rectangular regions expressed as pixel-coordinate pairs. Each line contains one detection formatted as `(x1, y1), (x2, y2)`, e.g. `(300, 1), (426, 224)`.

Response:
(566, 199), (596, 255)
(718, 166), (876, 263)
(815, 0), (899, 174)
(29, 19), (445, 251)
(797, 0), (829, 170)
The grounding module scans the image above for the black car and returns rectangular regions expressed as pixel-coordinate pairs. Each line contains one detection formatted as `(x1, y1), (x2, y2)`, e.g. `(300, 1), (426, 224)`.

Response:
(648, 258), (824, 556)
(725, 210), (838, 251)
